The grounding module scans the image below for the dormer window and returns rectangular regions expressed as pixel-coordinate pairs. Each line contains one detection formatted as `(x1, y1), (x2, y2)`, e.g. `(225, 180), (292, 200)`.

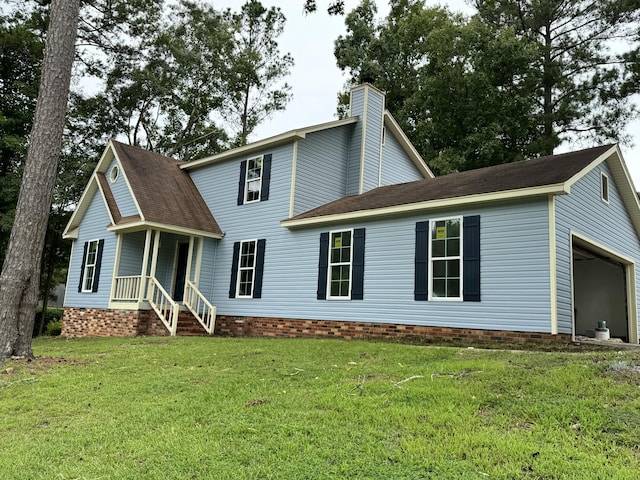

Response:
(601, 173), (609, 203)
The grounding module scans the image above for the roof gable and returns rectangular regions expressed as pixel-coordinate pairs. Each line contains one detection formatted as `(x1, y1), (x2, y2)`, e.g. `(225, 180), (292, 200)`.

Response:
(63, 140), (222, 239)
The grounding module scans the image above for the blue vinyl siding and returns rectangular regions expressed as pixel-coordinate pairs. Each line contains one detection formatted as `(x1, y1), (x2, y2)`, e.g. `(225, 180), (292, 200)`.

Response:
(381, 130), (424, 185)
(199, 194), (551, 331)
(347, 89), (364, 195)
(107, 157), (138, 217)
(119, 231), (146, 276)
(189, 144), (294, 310)
(64, 191), (117, 308)
(555, 162), (640, 334)
(294, 126), (352, 216)
(196, 237), (218, 302)
(361, 89), (384, 193)
(153, 233), (189, 294)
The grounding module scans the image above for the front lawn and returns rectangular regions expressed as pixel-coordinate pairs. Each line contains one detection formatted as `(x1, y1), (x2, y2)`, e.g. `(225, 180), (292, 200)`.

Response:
(1, 336), (639, 479)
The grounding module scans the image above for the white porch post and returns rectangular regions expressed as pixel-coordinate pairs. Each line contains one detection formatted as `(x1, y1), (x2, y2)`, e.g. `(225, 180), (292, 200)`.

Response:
(148, 230), (161, 298)
(194, 237), (204, 286)
(109, 233), (123, 305)
(139, 229), (152, 302)
(185, 236), (194, 285)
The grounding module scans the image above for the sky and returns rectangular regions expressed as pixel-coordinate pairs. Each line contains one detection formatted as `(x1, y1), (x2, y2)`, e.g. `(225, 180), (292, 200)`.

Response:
(213, 0), (640, 186)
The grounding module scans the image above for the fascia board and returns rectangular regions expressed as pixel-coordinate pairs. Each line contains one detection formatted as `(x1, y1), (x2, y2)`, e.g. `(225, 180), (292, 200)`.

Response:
(62, 174), (99, 238)
(383, 111), (434, 179)
(281, 184), (567, 229)
(181, 117), (359, 171)
(108, 220), (223, 239)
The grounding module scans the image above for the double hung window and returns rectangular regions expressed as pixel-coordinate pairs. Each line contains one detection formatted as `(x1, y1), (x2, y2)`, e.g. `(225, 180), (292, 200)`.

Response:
(237, 154), (272, 205)
(328, 230), (353, 299)
(78, 239), (104, 293)
(245, 157), (263, 203)
(229, 239), (266, 299)
(82, 240), (99, 292)
(237, 240), (257, 297)
(430, 218), (462, 300)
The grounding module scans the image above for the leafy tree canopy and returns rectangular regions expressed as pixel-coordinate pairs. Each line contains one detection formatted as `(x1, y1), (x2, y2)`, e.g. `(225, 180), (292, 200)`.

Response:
(335, 0), (640, 174)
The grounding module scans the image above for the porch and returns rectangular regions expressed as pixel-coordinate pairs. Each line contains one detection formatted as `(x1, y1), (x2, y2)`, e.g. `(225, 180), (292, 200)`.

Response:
(108, 229), (217, 336)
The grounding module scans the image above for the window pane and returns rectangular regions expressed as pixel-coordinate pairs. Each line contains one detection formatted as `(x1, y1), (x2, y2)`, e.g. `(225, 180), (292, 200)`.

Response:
(340, 280), (349, 297)
(432, 220), (445, 240)
(447, 219), (460, 238)
(330, 281), (340, 297)
(342, 231), (351, 247)
(432, 239), (445, 257)
(433, 260), (446, 278)
(340, 247), (350, 262)
(433, 279), (446, 297)
(83, 266), (95, 291)
(341, 265), (350, 281)
(447, 239), (460, 256)
(331, 249), (341, 263)
(447, 259), (460, 277)
(447, 279), (460, 297)
(331, 266), (341, 281)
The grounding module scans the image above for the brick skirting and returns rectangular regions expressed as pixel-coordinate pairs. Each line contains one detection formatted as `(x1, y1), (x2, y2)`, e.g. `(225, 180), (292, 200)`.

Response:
(62, 307), (168, 338)
(213, 315), (571, 344)
(62, 308), (571, 343)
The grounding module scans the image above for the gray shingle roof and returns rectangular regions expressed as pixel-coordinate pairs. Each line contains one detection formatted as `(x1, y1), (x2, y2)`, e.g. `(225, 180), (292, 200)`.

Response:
(111, 141), (222, 236)
(289, 144), (615, 221)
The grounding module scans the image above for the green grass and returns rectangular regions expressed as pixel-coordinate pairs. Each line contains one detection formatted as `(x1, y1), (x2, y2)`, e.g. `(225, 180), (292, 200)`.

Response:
(2, 336), (640, 479)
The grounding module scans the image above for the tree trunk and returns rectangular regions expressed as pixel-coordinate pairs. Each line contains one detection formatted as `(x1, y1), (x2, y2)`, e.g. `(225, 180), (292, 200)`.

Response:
(0, 0), (80, 362)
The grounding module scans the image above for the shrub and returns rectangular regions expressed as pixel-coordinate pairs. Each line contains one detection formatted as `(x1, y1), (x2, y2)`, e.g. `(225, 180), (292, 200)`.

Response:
(33, 308), (64, 337)
(45, 320), (62, 336)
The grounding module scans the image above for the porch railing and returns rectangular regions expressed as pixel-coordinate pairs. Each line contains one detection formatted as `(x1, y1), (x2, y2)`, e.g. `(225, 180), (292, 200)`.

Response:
(184, 280), (216, 335)
(147, 276), (179, 336)
(112, 275), (142, 302)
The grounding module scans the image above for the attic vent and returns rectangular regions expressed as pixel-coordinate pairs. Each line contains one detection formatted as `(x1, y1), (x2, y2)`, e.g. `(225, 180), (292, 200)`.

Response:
(601, 172), (609, 203)
(110, 165), (119, 183)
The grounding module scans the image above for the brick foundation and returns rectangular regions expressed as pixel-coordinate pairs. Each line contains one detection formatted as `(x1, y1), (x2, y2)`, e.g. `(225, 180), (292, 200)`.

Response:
(62, 307), (208, 338)
(62, 308), (571, 343)
(213, 315), (571, 344)
(62, 308), (162, 338)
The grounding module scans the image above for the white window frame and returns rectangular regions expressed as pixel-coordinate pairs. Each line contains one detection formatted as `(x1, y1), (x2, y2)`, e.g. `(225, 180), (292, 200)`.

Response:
(244, 156), (264, 204)
(236, 239), (258, 298)
(109, 164), (119, 183)
(82, 239), (100, 293)
(428, 216), (463, 301)
(601, 172), (609, 204)
(327, 229), (354, 300)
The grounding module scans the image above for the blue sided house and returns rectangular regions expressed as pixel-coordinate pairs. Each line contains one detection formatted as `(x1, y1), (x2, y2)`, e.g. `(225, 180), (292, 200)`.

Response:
(62, 84), (640, 344)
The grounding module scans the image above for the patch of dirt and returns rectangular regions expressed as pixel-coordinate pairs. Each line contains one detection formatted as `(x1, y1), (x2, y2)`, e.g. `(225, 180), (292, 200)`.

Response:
(3, 356), (86, 376)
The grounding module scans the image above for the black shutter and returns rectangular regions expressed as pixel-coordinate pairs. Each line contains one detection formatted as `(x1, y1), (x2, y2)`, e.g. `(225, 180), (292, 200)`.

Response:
(261, 154), (272, 201)
(351, 228), (365, 300)
(253, 239), (266, 298)
(463, 215), (481, 302)
(78, 241), (88, 293)
(91, 239), (104, 293)
(414, 221), (429, 301)
(229, 241), (241, 298)
(317, 232), (329, 300)
(237, 160), (247, 205)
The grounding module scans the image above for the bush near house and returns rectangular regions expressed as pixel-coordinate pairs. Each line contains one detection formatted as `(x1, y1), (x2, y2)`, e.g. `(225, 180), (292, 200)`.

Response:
(32, 308), (64, 337)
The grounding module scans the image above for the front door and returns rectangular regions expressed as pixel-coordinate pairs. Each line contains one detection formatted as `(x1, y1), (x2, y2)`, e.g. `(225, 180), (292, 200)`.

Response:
(173, 243), (189, 302)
